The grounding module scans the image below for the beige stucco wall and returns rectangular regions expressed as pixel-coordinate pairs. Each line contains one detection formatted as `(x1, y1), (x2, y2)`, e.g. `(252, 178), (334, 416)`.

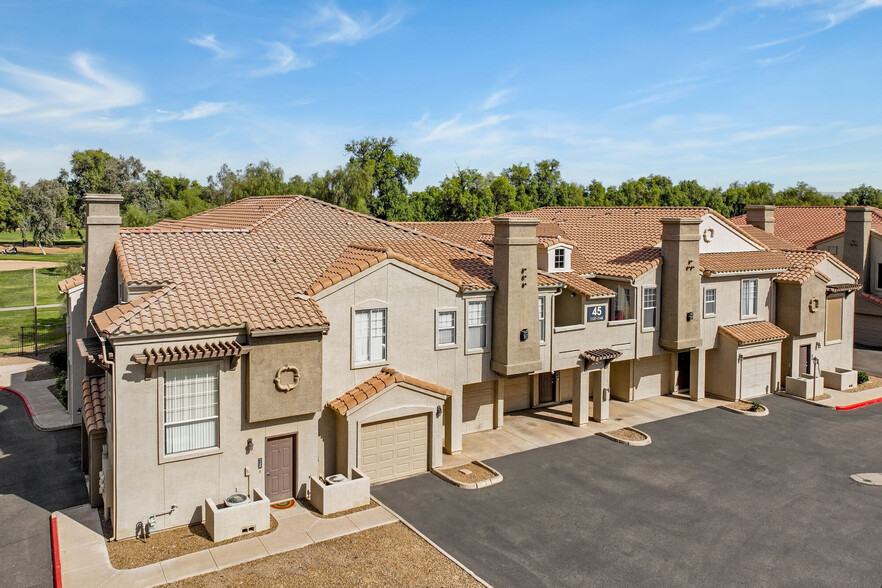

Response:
(706, 336), (782, 401)
(699, 275), (775, 345)
(247, 332), (323, 422)
(65, 284), (86, 418)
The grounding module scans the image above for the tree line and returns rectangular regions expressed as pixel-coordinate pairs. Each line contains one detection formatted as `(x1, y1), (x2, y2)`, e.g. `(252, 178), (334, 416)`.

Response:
(1, 137), (880, 250)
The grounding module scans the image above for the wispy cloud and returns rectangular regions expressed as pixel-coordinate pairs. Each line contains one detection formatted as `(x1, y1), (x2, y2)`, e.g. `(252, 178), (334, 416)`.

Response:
(188, 34), (232, 58)
(307, 2), (403, 45)
(614, 77), (701, 111)
(691, 6), (739, 32)
(731, 125), (805, 142)
(481, 89), (512, 110)
(251, 42), (313, 76)
(749, 0), (882, 48)
(756, 46), (805, 65)
(155, 101), (231, 122)
(0, 52), (142, 120)
(418, 114), (512, 142)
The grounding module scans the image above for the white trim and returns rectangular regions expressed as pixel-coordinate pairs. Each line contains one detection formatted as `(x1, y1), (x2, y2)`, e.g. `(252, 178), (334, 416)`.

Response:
(641, 285), (658, 332)
(703, 287), (717, 318)
(435, 308), (458, 350)
(157, 361), (222, 464)
(740, 278), (759, 319)
(352, 307), (388, 368)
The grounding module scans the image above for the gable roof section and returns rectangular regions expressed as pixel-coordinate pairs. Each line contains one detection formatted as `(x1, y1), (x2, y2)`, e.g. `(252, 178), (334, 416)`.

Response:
(719, 321), (789, 345)
(58, 273), (84, 293)
(735, 225), (803, 251)
(731, 206), (882, 248)
(556, 273), (615, 298)
(781, 249), (860, 282)
(700, 251), (791, 276)
(82, 375), (107, 434)
(328, 367), (451, 415)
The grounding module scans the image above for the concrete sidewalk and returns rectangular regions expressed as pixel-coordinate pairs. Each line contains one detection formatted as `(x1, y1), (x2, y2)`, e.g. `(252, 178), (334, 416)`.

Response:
(56, 501), (399, 587)
(0, 358), (75, 430)
(782, 384), (882, 409)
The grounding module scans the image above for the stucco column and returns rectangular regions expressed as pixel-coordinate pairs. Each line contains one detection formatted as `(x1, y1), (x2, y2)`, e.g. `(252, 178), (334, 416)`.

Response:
(690, 348), (705, 401)
(445, 386), (463, 454)
(531, 373), (540, 406)
(572, 368), (589, 426)
(592, 367), (610, 422)
(494, 378), (505, 429)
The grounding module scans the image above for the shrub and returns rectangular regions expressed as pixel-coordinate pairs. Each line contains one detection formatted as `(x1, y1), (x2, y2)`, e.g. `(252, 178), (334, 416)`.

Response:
(48, 347), (67, 372)
(54, 370), (67, 409)
(858, 371), (869, 384)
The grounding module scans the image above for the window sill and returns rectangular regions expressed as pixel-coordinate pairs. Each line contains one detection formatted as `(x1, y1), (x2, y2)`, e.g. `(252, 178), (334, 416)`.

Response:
(641, 327), (657, 333)
(740, 315), (758, 321)
(435, 343), (458, 351)
(465, 347), (488, 356)
(352, 360), (389, 370)
(824, 339), (842, 346)
(608, 319), (636, 326)
(159, 447), (222, 465)
(704, 313), (716, 319)
(553, 324), (585, 333)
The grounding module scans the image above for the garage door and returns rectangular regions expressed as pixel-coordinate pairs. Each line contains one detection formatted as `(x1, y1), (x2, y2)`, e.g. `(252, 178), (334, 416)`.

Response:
(361, 414), (428, 483)
(504, 376), (531, 412)
(634, 355), (672, 400)
(558, 368), (575, 403)
(463, 381), (494, 434)
(741, 354), (773, 399)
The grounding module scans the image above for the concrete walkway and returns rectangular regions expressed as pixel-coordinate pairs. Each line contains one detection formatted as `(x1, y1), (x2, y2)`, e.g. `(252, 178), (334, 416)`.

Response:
(448, 394), (727, 466)
(0, 358), (75, 430)
(782, 384), (882, 409)
(56, 501), (399, 587)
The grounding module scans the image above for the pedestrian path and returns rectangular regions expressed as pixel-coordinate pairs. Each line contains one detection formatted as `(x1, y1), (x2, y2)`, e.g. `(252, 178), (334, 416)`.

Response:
(0, 358), (75, 430)
(56, 500), (398, 587)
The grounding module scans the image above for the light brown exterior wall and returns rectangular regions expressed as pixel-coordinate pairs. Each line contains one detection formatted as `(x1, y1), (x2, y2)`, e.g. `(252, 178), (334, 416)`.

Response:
(247, 332), (323, 422)
(659, 218), (702, 351)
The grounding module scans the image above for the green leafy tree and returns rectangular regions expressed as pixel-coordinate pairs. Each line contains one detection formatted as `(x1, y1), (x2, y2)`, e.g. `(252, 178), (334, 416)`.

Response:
(20, 179), (68, 253)
(345, 137), (421, 220)
(0, 161), (23, 233)
(842, 184), (882, 207)
(774, 181), (833, 206)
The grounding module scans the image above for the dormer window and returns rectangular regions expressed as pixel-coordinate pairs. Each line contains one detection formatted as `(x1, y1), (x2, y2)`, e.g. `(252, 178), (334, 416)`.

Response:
(547, 245), (572, 273)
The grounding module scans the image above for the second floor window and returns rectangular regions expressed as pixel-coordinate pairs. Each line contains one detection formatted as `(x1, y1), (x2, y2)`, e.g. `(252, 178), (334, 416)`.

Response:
(467, 301), (487, 350)
(643, 287), (657, 329)
(741, 279), (758, 318)
(437, 310), (456, 346)
(553, 248), (566, 270)
(354, 309), (386, 363)
(610, 285), (634, 321)
(163, 365), (219, 456)
(538, 297), (546, 342)
(704, 288), (716, 316)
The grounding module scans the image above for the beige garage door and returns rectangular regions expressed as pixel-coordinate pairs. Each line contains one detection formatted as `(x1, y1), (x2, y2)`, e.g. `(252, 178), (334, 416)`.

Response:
(558, 368), (575, 403)
(463, 381), (494, 434)
(504, 375), (531, 412)
(634, 355), (672, 400)
(360, 414), (428, 484)
(741, 354), (772, 399)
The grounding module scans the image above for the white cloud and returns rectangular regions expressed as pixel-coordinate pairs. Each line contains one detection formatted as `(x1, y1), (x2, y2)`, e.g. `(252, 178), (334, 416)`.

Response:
(188, 34), (232, 59)
(307, 2), (402, 45)
(0, 52), (142, 120)
(418, 114), (512, 142)
(251, 42), (313, 76)
(153, 101), (231, 123)
(731, 125), (805, 142)
(691, 6), (739, 32)
(481, 89), (512, 110)
(750, 0), (882, 47)
(756, 46), (805, 65)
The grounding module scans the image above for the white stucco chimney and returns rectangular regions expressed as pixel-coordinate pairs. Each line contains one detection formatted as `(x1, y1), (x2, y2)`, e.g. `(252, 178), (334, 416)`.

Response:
(84, 194), (123, 325)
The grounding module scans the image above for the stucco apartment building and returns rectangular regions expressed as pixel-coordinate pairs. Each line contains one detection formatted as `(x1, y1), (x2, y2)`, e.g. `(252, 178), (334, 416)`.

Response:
(63, 194), (859, 540)
(731, 205), (882, 347)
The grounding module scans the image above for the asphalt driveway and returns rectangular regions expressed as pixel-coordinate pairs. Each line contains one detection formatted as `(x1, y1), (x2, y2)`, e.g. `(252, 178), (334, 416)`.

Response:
(0, 390), (87, 588)
(374, 395), (882, 587)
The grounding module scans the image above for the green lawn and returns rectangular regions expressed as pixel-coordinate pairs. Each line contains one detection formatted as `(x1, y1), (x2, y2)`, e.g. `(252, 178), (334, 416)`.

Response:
(1, 252), (82, 264)
(0, 267), (68, 307)
(0, 307), (65, 354)
(0, 227), (83, 246)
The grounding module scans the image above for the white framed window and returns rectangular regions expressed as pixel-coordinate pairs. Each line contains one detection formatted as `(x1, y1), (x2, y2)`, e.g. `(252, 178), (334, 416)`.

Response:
(538, 297), (546, 343)
(354, 308), (387, 364)
(163, 365), (219, 456)
(437, 310), (456, 347)
(704, 288), (716, 317)
(610, 285), (634, 322)
(547, 245), (571, 273)
(643, 287), (658, 330)
(467, 300), (488, 351)
(554, 248), (566, 270)
(741, 279), (758, 318)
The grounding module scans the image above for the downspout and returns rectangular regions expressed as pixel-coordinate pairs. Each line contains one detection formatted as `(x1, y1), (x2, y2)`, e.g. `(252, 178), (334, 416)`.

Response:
(90, 318), (117, 540)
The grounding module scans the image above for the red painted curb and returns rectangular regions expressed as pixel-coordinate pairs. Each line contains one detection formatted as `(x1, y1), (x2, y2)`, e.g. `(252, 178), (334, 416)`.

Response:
(0, 385), (35, 419)
(51, 515), (62, 588)
(835, 396), (882, 411)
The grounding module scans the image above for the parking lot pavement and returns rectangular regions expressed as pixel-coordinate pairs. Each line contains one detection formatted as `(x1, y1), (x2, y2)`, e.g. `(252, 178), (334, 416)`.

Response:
(374, 395), (882, 587)
(854, 345), (882, 376)
(0, 390), (87, 588)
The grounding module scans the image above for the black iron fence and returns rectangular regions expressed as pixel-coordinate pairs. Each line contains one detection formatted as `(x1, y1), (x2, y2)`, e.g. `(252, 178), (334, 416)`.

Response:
(18, 322), (66, 356)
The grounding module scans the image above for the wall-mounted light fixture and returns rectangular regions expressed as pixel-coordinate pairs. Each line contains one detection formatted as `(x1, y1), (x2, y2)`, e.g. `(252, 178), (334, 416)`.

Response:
(436, 405), (443, 418)
(246, 438), (254, 454)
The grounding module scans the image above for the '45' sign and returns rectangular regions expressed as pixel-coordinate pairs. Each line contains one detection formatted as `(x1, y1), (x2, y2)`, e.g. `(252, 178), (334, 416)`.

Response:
(587, 305), (606, 322)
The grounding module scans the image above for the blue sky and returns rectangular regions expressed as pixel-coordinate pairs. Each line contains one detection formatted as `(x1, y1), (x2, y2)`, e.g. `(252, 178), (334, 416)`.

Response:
(1, 1), (880, 192)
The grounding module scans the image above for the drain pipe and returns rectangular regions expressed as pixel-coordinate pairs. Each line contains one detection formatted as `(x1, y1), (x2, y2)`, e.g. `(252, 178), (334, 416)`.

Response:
(812, 356), (820, 401)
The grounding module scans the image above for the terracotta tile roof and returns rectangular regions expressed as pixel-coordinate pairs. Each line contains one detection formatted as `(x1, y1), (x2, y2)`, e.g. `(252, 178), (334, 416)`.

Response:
(735, 225), (803, 251)
(82, 375), (107, 434)
(775, 266), (829, 285)
(398, 222), (495, 255)
(731, 206), (882, 248)
(58, 273), (84, 293)
(826, 283), (860, 293)
(102, 196), (529, 336)
(328, 367), (452, 415)
(580, 348), (623, 363)
(556, 273), (615, 299)
(718, 321), (789, 345)
(700, 251), (791, 276)
(862, 291), (882, 308)
(781, 250), (860, 281)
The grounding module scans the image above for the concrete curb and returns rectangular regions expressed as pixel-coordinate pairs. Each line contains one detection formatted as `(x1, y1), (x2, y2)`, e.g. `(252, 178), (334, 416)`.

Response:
(774, 391), (835, 409)
(432, 461), (503, 489)
(598, 427), (651, 446)
(719, 403), (769, 417)
(836, 396), (882, 411)
(50, 513), (62, 588)
(372, 496), (493, 588)
(0, 385), (76, 431)
(851, 473), (882, 486)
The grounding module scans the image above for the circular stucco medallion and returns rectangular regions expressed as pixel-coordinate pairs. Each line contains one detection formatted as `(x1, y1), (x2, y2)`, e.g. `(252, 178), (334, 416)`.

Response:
(702, 227), (714, 243)
(274, 365), (300, 392)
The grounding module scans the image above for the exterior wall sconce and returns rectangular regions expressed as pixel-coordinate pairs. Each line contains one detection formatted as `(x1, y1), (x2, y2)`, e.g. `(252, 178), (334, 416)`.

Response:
(815, 341), (821, 349)
(246, 438), (254, 454)
(520, 328), (529, 341)
(436, 405), (443, 418)
(686, 312), (694, 322)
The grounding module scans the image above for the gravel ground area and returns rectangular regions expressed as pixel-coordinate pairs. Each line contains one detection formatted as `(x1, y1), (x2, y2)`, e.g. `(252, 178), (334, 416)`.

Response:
(103, 515), (279, 569)
(605, 427), (647, 441)
(23, 363), (58, 382)
(296, 498), (379, 519)
(169, 522), (482, 588)
(729, 400), (767, 413)
(848, 376), (882, 393)
(439, 462), (497, 484)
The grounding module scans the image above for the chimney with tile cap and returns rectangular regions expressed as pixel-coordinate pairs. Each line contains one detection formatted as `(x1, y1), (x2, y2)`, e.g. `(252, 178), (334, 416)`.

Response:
(843, 206), (872, 290)
(659, 218), (702, 351)
(490, 217), (542, 376)
(745, 205), (775, 234)
(84, 194), (123, 326)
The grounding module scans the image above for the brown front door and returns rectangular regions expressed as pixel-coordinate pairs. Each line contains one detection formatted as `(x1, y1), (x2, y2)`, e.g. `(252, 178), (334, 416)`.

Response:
(265, 435), (295, 502)
(799, 345), (811, 376)
(539, 372), (556, 404)
(677, 351), (690, 391)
